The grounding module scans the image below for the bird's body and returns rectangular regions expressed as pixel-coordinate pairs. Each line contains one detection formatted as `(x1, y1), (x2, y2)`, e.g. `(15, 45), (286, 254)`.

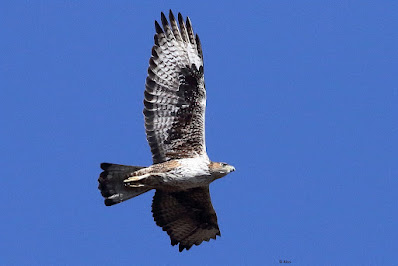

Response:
(126, 157), (210, 190)
(124, 156), (233, 191)
(98, 10), (235, 252)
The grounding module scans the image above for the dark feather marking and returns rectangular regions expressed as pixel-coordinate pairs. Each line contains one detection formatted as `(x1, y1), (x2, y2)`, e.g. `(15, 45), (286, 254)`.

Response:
(195, 34), (203, 59)
(155, 20), (163, 34)
(151, 47), (158, 59)
(161, 12), (168, 26)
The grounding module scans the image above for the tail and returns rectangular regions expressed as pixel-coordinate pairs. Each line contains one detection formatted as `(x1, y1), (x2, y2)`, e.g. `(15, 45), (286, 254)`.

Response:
(98, 163), (151, 206)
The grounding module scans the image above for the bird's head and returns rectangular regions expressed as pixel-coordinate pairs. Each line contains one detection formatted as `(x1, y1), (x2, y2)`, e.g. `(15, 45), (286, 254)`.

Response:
(209, 162), (235, 179)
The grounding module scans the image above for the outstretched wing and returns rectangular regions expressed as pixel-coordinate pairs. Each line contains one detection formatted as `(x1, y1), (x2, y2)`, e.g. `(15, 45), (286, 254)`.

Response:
(144, 11), (206, 164)
(152, 186), (220, 252)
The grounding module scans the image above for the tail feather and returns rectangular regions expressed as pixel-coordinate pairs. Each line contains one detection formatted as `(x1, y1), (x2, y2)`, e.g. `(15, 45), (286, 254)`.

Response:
(98, 163), (151, 206)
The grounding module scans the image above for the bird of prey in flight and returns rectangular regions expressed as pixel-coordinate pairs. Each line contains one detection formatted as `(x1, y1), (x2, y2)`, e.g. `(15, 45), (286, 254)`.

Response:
(98, 10), (235, 252)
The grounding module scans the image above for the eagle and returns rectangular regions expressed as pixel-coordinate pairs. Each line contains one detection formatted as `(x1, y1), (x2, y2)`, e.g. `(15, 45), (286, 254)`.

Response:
(98, 10), (235, 252)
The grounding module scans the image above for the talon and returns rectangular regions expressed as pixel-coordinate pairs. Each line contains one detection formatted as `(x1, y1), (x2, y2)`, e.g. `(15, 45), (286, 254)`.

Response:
(124, 173), (150, 183)
(126, 184), (145, 188)
(124, 177), (140, 183)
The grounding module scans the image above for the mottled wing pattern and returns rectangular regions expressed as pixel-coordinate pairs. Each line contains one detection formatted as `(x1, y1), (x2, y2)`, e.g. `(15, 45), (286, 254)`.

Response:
(152, 186), (220, 252)
(144, 11), (206, 164)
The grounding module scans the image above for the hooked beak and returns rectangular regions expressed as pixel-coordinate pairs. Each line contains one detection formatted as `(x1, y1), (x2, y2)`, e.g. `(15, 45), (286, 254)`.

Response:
(229, 165), (235, 172)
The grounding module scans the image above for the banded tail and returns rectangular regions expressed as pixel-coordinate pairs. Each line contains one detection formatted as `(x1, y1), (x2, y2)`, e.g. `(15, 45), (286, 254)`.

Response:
(98, 163), (151, 206)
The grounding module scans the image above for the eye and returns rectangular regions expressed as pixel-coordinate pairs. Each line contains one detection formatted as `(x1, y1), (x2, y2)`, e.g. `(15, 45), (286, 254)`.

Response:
(221, 163), (227, 167)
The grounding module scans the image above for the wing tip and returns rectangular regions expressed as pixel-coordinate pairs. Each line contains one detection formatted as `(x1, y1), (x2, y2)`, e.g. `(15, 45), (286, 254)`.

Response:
(160, 11), (168, 26)
(177, 12), (183, 24)
(154, 20), (163, 34)
(186, 16), (192, 28)
(169, 9), (175, 21)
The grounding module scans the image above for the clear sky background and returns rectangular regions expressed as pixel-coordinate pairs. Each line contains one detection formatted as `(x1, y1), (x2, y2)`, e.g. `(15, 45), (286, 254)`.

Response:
(1, 1), (397, 265)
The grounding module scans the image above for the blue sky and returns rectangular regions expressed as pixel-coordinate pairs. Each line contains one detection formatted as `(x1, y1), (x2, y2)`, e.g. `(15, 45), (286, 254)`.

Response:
(1, 1), (397, 265)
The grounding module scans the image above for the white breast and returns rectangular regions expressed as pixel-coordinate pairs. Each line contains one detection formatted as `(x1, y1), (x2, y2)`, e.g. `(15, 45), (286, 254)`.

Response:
(161, 155), (212, 188)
